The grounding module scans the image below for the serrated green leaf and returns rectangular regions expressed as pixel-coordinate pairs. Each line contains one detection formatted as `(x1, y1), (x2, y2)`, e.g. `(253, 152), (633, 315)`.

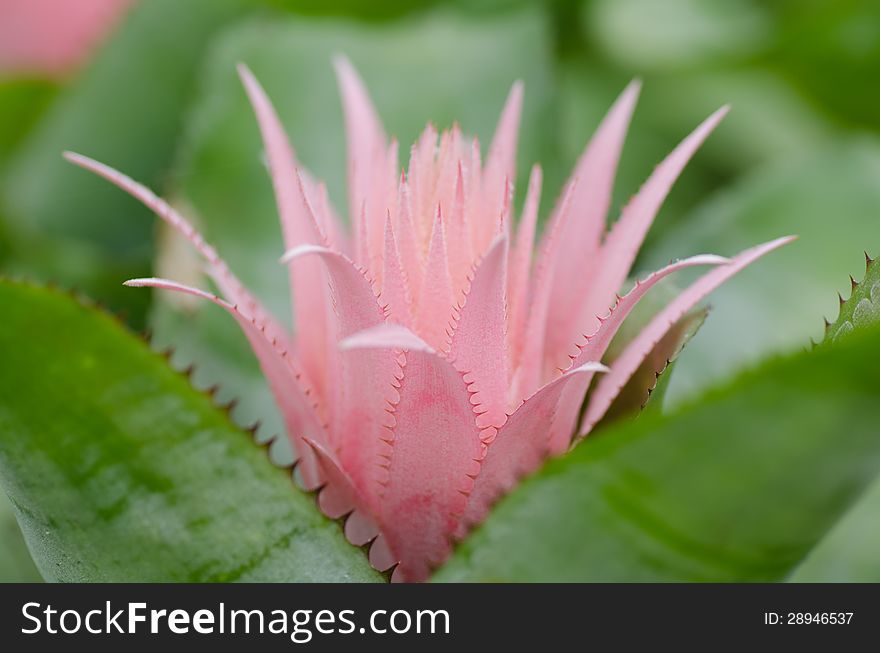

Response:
(150, 7), (556, 446)
(0, 281), (381, 582)
(434, 324), (880, 582)
(788, 252), (880, 582)
(823, 253), (880, 345)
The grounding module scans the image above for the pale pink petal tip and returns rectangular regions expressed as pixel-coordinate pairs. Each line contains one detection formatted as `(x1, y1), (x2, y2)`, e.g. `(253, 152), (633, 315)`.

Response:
(122, 277), (226, 305)
(569, 361), (611, 375)
(279, 243), (333, 264)
(339, 323), (435, 353)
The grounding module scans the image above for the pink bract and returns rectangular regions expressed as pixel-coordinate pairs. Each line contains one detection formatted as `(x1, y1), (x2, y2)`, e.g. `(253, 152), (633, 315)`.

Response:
(0, 0), (131, 77)
(65, 58), (792, 581)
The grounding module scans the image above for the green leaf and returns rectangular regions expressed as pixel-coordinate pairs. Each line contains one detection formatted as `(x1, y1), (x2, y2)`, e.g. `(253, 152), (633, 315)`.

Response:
(150, 7), (556, 446)
(788, 253), (880, 582)
(0, 79), (57, 169)
(602, 307), (708, 423)
(434, 324), (880, 582)
(0, 280), (381, 582)
(823, 253), (880, 345)
(0, 492), (41, 582)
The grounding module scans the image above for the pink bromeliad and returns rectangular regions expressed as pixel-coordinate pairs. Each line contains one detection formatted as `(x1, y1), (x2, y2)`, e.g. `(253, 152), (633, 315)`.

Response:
(65, 58), (791, 581)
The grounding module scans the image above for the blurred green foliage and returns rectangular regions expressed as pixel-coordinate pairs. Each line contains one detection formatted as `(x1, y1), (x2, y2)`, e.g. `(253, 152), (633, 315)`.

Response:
(1, 0), (878, 581)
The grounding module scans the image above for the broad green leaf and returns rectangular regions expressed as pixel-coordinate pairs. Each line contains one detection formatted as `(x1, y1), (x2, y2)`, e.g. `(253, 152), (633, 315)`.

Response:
(585, 0), (772, 69)
(789, 253), (880, 582)
(790, 477), (880, 583)
(150, 7), (556, 447)
(0, 281), (381, 582)
(0, 492), (41, 582)
(646, 139), (880, 404)
(435, 324), (880, 582)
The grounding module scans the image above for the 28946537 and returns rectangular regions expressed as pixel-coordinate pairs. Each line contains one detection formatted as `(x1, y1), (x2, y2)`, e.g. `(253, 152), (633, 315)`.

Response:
(764, 612), (853, 625)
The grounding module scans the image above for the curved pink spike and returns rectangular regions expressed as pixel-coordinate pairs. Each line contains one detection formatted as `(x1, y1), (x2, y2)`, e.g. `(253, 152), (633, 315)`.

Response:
(313, 179), (349, 255)
(449, 237), (510, 430)
(63, 152), (291, 350)
(541, 81), (641, 366)
(541, 254), (729, 455)
(395, 177), (423, 299)
(416, 208), (454, 350)
(579, 236), (795, 437)
(553, 80), (639, 255)
(515, 179), (578, 399)
(487, 81), (523, 183)
(381, 215), (413, 326)
(282, 244), (398, 511)
(282, 245), (384, 333)
(446, 162), (474, 293)
(409, 125), (439, 243)
(334, 55), (387, 266)
(461, 361), (608, 530)
(238, 66), (333, 400)
(571, 107), (730, 353)
(238, 65), (326, 249)
(479, 81), (523, 250)
(124, 278), (327, 487)
(124, 277), (229, 306)
(465, 136), (482, 235)
(508, 164), (542, 363)
(64, 152), (219, 263)
(431, 126), (461, 215)
(567, 254), (729, 371)
(346, 342), (483, 582)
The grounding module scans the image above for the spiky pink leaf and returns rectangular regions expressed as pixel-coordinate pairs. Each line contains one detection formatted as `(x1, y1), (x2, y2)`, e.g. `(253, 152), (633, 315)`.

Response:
(543, 81), (640, 349)
(238, 65), (334, 401)
(478, 81), (523, 248)
(342, 325), (483, 582)
(449, 237), (510, 430)
(416, 208), (454, 350)
(334, 55), (387, 269)
(461, 361), (608, 530)
(541, 254), (728, 455)
(508, 163), (542, 363)
(123, 277), (327, 487)
(380, 215), (413, 326)
(63, 152), (291, 353)
(579, 236), (796, 436)
(571, 107), (729, 349)
(515, 179), (578, 398)
(568, 254), (730, 370)
(281, 245), (397, 510)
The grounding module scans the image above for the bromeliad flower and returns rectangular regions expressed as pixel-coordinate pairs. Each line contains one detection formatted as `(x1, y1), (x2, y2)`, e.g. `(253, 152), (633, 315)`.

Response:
(64, 58), (791, 582)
